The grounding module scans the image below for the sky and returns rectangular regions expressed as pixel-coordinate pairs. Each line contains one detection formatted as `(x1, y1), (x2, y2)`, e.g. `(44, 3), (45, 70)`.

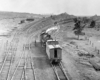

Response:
(0, 0), (100, 16)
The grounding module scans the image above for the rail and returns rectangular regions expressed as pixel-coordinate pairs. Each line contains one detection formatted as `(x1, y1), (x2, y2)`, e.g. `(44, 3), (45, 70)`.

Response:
(10, 45), (25, 80)
(30, 54), (36, 80)
(51, 62), (69, 80)
(0, 41), (17, 80)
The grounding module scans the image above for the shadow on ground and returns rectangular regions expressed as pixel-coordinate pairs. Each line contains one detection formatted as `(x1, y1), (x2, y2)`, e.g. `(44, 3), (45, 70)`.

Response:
(30, 42), (51, 69)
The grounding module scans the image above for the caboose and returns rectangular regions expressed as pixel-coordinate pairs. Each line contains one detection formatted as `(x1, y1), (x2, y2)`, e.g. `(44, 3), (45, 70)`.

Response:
(46, 40), (62, 65)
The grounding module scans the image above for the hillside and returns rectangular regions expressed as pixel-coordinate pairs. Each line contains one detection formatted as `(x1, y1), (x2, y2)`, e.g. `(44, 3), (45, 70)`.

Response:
(0, 11), (47, 19)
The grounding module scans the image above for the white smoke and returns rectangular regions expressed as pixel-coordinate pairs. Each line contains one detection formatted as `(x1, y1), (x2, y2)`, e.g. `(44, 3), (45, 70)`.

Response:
(46, 25), (60, 34)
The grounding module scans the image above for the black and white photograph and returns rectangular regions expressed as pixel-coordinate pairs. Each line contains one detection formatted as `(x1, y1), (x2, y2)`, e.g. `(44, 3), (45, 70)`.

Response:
(0, 0), (100, 80)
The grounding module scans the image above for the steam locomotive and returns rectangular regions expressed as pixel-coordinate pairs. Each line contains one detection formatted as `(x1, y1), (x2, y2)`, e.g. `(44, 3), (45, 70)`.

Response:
(40, 31), (62, 64)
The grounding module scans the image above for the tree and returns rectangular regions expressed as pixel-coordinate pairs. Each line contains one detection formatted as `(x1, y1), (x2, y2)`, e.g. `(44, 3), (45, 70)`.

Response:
(73, 20), (81, 30)
(89, 20), (96, 28)
(73, 20), (85, 40)
(73, 18), (78, 23)
(82, 17), (90, 23)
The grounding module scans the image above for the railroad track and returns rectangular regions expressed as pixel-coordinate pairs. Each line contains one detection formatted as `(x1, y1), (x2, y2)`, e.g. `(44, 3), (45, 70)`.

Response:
(9, 43), (36, 80)
(5, 43), (36, 80)
(0, 18), (40, 80)
(0, 41), (17, 80)
(30, 53), (36, 80)
(0, 28), (21, 80)
(51, 62), (69, 80)
(9, 44), (26, 80)
(21, 45), (36, 80)
(26, 36), (36, 80)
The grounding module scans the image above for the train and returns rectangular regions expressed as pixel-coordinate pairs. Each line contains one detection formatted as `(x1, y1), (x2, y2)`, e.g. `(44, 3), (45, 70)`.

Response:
(40, 31), (53, 47)
(40, 31), (62, 65)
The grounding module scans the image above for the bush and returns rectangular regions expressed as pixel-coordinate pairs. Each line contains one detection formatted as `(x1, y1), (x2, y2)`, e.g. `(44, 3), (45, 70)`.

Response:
(26, 18), (34, 21)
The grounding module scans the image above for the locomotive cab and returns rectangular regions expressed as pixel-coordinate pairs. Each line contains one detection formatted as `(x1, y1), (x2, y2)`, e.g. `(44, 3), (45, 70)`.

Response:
(40, 32), (52, 47)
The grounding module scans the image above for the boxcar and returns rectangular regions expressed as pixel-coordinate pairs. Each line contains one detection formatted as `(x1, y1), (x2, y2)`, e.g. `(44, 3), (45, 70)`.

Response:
(46, 40), (62, 64)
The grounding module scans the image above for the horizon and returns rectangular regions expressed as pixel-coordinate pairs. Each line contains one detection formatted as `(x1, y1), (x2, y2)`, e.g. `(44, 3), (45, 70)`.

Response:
(0, 0), (100, 16)
(0, 11), (99, 17)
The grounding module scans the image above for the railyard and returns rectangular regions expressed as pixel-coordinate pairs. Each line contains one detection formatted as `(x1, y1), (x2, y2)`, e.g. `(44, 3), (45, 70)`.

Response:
(0, 13), (100, 80)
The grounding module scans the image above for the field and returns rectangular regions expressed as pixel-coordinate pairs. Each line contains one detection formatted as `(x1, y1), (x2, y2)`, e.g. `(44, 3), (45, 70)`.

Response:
(0, 12), (100, 80)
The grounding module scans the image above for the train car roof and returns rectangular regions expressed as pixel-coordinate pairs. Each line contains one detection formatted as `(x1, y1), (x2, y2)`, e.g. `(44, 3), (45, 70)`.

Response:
(47, 39), (56, 42)
(47, 44), (62, 49)
(46, 40), (59, 45)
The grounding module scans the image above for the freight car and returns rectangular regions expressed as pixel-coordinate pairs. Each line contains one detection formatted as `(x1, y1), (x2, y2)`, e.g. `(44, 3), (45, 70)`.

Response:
(40, 31), (53, 47)
(46, 40), (62, 65)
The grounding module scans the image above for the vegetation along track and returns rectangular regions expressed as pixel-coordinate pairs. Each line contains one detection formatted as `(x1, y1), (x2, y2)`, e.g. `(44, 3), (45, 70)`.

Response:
(51, 62), (69, 80)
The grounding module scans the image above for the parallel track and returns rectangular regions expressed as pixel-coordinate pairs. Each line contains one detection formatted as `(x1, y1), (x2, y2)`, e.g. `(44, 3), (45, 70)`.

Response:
(30, 54), (36, 80)
(27, 36), (36, 80)
(0, 17), (46, 80)
(10, 45), (25, 80)
(9, 44), (36, 80)
(22, 46), (36, 80)
(0, 41), (17, 80)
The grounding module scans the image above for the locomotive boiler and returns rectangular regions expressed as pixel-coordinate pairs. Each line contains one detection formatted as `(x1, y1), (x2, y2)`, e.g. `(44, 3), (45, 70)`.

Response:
(40, 31), (53, 46)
